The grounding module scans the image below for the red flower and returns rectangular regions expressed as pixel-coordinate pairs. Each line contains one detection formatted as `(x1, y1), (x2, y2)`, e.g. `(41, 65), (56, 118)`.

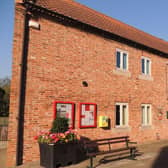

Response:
(53, 138), (59, 143)
(65, 130), (70, 135)
(50, 134), (57, 139)
(34, 136), (38, 140)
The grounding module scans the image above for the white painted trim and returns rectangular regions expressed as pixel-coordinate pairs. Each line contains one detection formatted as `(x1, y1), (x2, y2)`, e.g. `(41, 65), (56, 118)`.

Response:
(115, 103), (129, 127)
(141, 104), (152, 126)
(141, 56), (152, 76)
(116, 49), (129, 71)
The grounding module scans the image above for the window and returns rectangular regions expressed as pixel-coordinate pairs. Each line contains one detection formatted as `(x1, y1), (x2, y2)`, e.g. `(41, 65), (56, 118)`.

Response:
(141, 57), (151, 75)
(115, 103), (128, 127)
(116, 50), (128, 70)
(141, 104), (152, 125)
(53, 101), (75, 129)
(79, 103), (97, 128)
(166, 111), (168, 119)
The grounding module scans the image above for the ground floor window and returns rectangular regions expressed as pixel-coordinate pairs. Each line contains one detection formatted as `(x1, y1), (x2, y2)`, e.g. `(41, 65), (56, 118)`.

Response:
(141, 104), (152, 125)
(115, 103), (128, 127)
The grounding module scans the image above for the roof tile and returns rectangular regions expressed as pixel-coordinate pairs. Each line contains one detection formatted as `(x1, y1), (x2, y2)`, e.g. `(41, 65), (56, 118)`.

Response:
(34, 0), (168, 54)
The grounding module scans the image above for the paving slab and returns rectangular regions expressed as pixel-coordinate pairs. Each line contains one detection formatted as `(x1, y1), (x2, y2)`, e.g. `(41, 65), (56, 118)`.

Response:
(0, 148), (7, 168)
(13, 140), (168, 168)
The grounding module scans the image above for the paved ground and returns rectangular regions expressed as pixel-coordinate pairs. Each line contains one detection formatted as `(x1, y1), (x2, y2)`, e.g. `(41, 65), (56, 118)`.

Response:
(0, 148), (7, 168)
(2, 140), (168, 168)
(0, 141), (7, 168)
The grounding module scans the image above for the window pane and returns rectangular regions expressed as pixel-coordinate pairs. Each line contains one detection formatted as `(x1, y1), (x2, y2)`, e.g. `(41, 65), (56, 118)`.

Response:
(141, 58), (145, 74)
(123, 53), (127, 70)
(116, 105), (120, 125)
(146, 60), (150, 75)
(147, 106), (150, 124)
(116, 51), (120, 68)
(141, 106), (145, 124)
(122, 105), (127, 125)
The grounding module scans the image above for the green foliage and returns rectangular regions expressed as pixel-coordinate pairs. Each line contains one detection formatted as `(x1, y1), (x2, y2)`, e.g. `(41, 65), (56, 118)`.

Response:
(0, 77), (10, 117)
(50, 117), (69, 133)
(0, 88), (5, 101)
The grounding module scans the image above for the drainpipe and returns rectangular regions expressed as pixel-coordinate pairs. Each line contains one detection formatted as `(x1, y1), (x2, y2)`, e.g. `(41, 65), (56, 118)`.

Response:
(16, 6), (30, 166)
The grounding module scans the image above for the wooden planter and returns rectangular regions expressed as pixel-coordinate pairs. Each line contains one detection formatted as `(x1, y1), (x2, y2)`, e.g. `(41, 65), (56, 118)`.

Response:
(39, 142), (81, 168)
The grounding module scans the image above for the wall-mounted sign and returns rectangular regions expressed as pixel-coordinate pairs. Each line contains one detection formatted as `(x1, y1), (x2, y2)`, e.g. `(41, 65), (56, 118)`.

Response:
(98, 116), (109, 127)
(79, 103), (97, 128)
(53, 101), (75, 129)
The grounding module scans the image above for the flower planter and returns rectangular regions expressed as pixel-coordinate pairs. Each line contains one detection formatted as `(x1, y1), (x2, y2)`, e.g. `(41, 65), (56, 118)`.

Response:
(35, 119), (85, 167)
(39, 142), (78, 168)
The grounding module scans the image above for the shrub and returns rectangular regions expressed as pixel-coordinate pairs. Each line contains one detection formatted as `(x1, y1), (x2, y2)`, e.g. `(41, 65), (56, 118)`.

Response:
(50, 117), (69, 133)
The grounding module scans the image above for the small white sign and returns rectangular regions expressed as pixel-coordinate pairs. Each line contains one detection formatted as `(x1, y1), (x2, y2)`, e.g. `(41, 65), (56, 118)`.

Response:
(29, 20), (40, 29)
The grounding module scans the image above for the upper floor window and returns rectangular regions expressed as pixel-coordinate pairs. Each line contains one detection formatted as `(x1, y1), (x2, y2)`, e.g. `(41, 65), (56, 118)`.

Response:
(116, 50), (128, 70)
(141, 104), (152, 126)
(115, 103), (128, 127)
(141, 57), (151, 75)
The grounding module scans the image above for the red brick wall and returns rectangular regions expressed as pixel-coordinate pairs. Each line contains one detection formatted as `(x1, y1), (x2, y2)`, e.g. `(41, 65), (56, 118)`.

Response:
(7, 3), (168, 167)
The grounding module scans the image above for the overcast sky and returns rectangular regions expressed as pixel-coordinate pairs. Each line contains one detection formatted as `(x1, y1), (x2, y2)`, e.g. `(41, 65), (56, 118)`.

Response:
(1, 0), (168, 78)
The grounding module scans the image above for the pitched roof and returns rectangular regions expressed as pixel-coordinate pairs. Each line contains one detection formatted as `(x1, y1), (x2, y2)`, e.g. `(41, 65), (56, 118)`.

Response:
(28, 0), (168, 54)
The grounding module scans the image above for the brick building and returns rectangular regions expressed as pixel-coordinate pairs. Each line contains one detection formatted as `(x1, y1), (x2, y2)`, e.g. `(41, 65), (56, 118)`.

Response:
(7, 0), (168, 167)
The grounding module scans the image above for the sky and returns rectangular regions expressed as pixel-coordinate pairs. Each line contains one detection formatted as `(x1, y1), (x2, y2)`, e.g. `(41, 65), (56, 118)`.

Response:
(1, 0), (168, 78)
(0, 0), (14, 78)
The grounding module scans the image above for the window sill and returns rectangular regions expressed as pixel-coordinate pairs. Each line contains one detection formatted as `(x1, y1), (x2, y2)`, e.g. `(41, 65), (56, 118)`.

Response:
(138, 74), (153, 81)
(113, 69), (131, 77)
(112, 126), (131, 132)
(140, 125), (153, 130)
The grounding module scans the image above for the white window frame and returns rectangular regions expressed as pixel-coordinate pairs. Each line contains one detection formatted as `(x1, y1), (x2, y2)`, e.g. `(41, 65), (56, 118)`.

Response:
(141, 56), (151, 75)
(116, 49), (128, 71)
(141, 104), (152, 126)
(115, 103), (129, 127)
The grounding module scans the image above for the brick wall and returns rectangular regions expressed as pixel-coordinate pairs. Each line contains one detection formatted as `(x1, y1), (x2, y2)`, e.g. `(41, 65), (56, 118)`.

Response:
(7, 3), (168, 167)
